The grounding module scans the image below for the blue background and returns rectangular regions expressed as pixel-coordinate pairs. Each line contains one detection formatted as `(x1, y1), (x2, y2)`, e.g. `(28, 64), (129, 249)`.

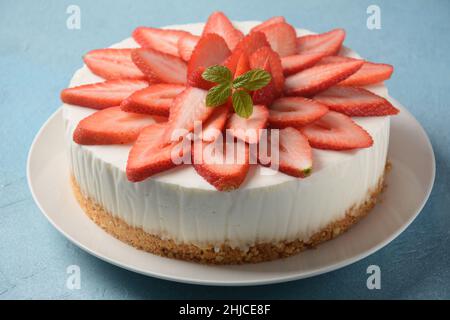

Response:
(1, 0), (449, 299)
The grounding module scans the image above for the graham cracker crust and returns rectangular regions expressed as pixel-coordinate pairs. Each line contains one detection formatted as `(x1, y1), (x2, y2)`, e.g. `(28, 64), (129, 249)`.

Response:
(71, 165), (389, 264)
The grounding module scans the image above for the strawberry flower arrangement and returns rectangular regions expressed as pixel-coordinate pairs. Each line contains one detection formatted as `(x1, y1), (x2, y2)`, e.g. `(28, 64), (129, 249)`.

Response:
(61, 12), (399, 191)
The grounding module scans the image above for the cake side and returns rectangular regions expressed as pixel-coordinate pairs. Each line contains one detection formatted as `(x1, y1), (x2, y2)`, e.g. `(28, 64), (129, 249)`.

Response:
(71, 166), (387, 264)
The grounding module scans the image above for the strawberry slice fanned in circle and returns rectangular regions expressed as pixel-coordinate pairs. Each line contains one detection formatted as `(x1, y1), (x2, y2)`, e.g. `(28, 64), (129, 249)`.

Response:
(177, 34), (200, 61)
(132, 27), (191, 57)
(269, 97), (329, 128)
(313, 86), (399, 117)
(73, 106), (165, 145)
(249, 46), (285, 104)
(164, 87), (214, 143)
(131, 48), (187, 84)
(61, 79), (148, 109)
(255, 22), (298, 57)
(202, 11), (244, 51)
(226, 105), (269, 144)
(250, 16), (286, 33)
(316, 56), (394, 86)
(284, 59), (364, 96)
(297, 28), (346, 56)
(300, 111), (373, 150)
(83, 48), (146, 80)
(233, 52), (251, 77)
(259, 127), (313, 178)
(187, 33), (231, 89)
(127, 123), (184, 182)
(201, 104), (230, 142)
(120, 84), (186, 117)
(233, 31), (271, 58)
(192, 137), (250, 191)
(281, 52), (324, 76)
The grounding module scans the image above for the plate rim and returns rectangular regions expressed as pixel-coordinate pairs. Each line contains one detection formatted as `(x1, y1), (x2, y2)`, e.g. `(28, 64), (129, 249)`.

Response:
(27, 99), (436, 286)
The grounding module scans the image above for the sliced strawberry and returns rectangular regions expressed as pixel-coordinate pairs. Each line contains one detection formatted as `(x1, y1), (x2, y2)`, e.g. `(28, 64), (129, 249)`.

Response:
(281, 52), (324, 76)
(297, 28), (346, 56)
(177, 34), (200, 61)
(313, 86), (399, 116)
(201, 104), (230, 142)
(250, 16), (286, 33)
(202, 11), (244, 50)
(126, 123), (183, 182)
(250, 47), (280, 106)
(226, 105), (269, 144)
(190, 33), (231, 67)
(132, 27), (190, 57)
(250, 49), (276, 105)
(131, 48), (187, 84)
(341, 62), (393, 86)
(315, 55), (353, 65)
(61, 79), (148, 109)
(192, 138), (249, 191)
(250, 46), (285, 97)
(164, 87), (213, 142)
(233, 32), (270, 58)
(188, 33), (231, 89)
(223, 48), (243, 75)
(73, 106), (163, 145)
(187, 67), (213, 90)
(316, 55), (394, 86)
(300, 111), (373, 150)
(269, 97), (329, 128)
(223, 49), (251, 77)
(252, 80), (277, 106)
(277, 128), (312, 177)
(257, 22), (297, 57)
(83, 49), (145, 80)
(120, 84), (185, 117)
(259, 127), (312, 177)
(284, 59), (364, 96)
(234, 52), (251, 77)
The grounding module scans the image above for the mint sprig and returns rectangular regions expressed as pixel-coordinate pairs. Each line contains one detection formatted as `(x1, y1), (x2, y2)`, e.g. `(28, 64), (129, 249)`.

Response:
(202, 65), (271, 118)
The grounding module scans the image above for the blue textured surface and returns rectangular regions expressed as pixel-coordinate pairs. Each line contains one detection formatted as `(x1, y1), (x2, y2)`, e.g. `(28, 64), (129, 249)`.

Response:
(1, 0), (449, 299)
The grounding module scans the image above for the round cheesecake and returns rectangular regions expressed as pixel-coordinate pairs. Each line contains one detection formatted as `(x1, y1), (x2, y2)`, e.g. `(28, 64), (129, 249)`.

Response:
(64, 21), (391, 264)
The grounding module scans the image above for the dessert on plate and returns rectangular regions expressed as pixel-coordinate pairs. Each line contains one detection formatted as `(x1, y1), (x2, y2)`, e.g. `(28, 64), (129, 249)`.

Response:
(61, 12), (398, 264)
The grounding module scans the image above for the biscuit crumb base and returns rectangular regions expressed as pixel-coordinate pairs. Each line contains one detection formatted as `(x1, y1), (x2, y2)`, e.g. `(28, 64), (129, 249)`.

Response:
(71, 167), (388, 265)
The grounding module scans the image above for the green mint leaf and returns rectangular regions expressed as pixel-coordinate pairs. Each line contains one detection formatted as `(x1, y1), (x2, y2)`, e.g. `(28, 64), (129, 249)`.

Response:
(232, 69), (272, 91)
(205, 83), (232, 107)
(231, 73), (250, 89)
(202, 65), (233, 84)
(232, 90), (253, 118)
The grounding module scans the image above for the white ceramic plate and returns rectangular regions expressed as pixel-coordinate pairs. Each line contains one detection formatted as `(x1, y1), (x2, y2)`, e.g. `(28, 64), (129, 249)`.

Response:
(27, 99), (435, 286)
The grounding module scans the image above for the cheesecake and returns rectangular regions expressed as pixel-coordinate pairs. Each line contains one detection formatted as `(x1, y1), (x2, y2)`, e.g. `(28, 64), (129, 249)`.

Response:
(61, 13), (398, 264)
